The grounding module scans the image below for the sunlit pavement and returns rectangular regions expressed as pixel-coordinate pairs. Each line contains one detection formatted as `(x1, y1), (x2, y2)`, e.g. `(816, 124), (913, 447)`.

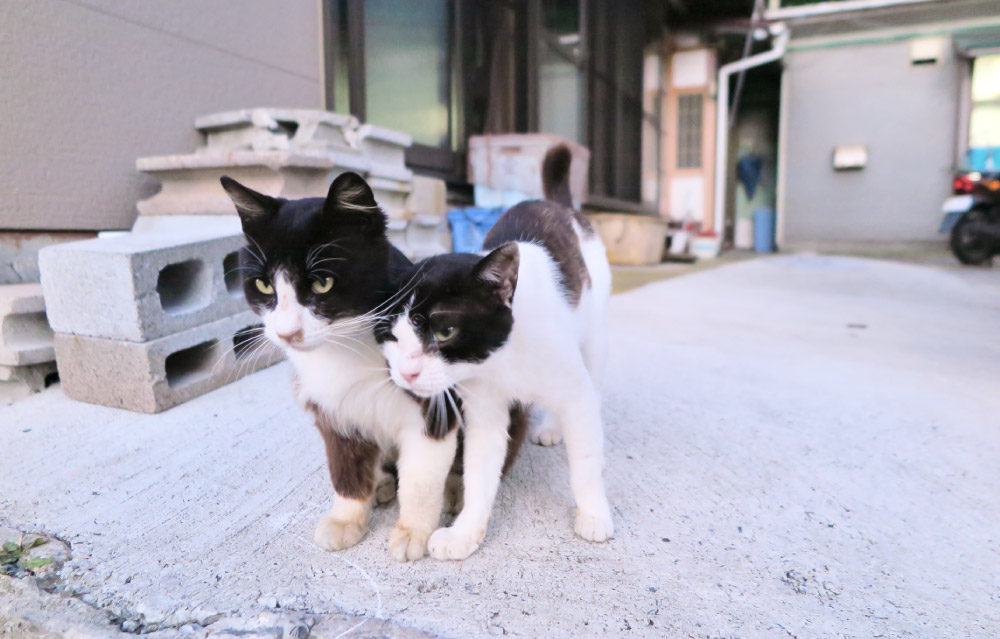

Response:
(2, 254), (998, 638)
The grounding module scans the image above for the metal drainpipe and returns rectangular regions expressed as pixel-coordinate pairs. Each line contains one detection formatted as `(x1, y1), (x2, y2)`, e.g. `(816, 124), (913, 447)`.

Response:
(713, 23), (789, 239)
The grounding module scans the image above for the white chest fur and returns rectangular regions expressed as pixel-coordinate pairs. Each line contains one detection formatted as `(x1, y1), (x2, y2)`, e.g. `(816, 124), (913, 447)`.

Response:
(288, 341), (420, 448)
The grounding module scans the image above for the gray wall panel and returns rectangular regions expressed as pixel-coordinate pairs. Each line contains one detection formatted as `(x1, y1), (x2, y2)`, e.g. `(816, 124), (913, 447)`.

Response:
(782, 39), (960, 244)
(0, 0), (322, 231)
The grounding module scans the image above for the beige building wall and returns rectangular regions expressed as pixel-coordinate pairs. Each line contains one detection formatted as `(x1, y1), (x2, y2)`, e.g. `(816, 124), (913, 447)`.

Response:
(0, 0), (324, 231)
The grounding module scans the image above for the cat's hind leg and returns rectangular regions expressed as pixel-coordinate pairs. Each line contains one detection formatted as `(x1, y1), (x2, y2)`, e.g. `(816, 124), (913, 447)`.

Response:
(528, 407), (563, 446)
(374, 457), (397, 505)
(544, 369), (613, 542)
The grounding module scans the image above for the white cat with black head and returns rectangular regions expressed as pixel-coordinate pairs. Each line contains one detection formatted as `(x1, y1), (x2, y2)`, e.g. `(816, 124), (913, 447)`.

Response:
(379, 146), (614, 560)
(221, 172), (460, 562)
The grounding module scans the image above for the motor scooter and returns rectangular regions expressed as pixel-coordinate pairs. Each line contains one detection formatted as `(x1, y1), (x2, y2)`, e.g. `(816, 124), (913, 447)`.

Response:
(940, 169), (1000, 265)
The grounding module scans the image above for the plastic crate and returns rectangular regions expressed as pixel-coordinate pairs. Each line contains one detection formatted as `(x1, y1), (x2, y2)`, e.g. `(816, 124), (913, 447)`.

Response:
(467, 134), (590, 205)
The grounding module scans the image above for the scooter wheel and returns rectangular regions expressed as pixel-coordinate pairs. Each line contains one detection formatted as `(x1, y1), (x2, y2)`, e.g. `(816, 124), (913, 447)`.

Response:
(950, 208), (994, 266)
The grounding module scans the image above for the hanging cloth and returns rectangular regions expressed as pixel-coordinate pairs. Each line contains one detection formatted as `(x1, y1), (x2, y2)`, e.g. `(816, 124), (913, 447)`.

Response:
(737, 153), (764, 200)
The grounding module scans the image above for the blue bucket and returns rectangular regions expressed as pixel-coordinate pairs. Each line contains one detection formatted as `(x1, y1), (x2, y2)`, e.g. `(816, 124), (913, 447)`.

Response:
(447, 207), (504, 253)
(753, 208), (776, 253)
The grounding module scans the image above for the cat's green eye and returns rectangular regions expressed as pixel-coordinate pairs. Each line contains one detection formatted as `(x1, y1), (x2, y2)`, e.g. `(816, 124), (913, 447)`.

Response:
(433, 326), (458, 342)
(312, 276), (334, 294)
(254, 278), (274, 295)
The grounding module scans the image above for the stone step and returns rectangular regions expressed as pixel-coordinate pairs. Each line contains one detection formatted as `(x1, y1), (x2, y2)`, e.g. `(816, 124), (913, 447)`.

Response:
(0, 283), (54, 366)
(0, 361), (57, 406)
(194, 108), (360, 153)
(54, 311), (282, 414)
(135, 150), (367, 217)
(39, 231), (249, 343)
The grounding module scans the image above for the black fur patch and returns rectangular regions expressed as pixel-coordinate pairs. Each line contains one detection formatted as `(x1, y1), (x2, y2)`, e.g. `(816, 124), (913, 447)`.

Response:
(221, 173), (411, 323)
(484, 200), (591, 307)
(376, 252), (516, 365)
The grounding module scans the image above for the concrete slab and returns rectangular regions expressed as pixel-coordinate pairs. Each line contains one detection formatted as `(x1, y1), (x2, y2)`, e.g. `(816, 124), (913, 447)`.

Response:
(0, 361), (56, 405)
(134, 150), (363, 217)
(1, 256), (998, 638)
(0, 283), (54, 366)
(194, 109), (360, 153)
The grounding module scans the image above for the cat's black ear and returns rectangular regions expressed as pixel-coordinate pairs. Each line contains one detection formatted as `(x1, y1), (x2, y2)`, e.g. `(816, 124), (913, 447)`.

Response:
(220, 176), (278, 228)
(326, 172), (378, 211)
(474, 242), (519, 307)
(324, 172), (387, 235)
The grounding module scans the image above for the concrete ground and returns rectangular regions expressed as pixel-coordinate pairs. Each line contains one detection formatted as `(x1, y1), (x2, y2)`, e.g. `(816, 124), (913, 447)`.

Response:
(2, 255), (999, 638)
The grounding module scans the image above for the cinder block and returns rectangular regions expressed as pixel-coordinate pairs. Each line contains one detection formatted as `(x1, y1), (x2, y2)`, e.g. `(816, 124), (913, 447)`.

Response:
(407, 176), (447, 216)
(194, 108), (360, 153)
(406, 215), (451, 260)
(369, 176), (412, 221)
(357, 124), (412, 173)
(0, 284), (54, 366)
(0, 361), (57, 405)
(54, 311), (282, 414)
(386, 219), (410, 258)
(39, 231), (249, 342)
(135, 150), (367, 216)
(0, 232), (96, 285)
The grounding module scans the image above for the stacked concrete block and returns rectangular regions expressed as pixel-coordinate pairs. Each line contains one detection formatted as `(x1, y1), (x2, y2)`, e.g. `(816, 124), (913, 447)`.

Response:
(369, 176), (412, 222)
(134, 107), (451, 262)
(353, 124), (417, 255)
(38, 230), (281, 413)
(356, 124), (412, 178)
(194, 108), (360, 153)
(136, 108), (369, 219)
(53, 312), (278, 414)
(406, 215), (452, 260)
(0, 284), (57, 404)
(397, 175), (452, 259)
(407, 175), (447, 216)
(135, 150), (362, 217)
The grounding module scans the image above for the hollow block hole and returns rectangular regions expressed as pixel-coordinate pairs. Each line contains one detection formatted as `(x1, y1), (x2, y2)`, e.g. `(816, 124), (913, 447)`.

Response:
(165, 339), (218, 389)
(223, 252), (245, 298)
(233, 324), (264, 361)
(158, 260), (210, 316)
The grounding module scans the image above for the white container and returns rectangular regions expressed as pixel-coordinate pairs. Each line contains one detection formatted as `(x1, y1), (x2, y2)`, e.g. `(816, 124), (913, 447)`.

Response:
(734, 217), (753, 250)
(467, 134), (590, 205)
(690, 235), (721, 260)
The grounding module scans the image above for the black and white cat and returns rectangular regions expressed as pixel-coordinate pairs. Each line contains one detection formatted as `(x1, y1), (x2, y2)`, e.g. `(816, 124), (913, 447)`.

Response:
(221, 172), (467, 562)
(379, 146), (614, 560)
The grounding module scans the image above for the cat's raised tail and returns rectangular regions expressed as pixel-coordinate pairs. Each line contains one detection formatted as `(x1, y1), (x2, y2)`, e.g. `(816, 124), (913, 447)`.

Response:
(542, 144), (573, 208)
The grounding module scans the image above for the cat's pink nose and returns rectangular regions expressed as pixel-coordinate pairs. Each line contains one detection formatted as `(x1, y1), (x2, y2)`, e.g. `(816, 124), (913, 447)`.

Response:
(401, 371), (420, 384)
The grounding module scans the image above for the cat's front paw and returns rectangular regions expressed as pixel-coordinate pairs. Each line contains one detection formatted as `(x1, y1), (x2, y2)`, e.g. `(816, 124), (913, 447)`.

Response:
(574, 508), (614, 542)
(388, 525), (430, 562)
(314, 514), (367, 551)
(427, 526), (481, 561)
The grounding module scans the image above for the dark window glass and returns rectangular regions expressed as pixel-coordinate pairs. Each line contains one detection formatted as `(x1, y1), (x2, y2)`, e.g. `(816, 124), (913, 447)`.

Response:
(677, 94), (703, 170)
